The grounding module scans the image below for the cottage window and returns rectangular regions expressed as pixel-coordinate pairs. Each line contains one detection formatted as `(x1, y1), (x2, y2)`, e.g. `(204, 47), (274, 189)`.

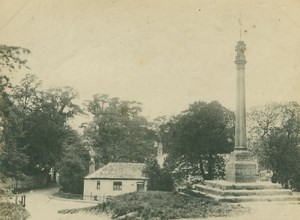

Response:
(96, 180), (101, 189)
(113, 181), (122, 190)
(137, 182), (145, 191)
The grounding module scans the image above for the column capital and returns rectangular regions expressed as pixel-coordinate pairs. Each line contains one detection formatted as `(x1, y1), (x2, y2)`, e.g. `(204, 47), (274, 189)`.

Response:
(235, 41), (246, 63)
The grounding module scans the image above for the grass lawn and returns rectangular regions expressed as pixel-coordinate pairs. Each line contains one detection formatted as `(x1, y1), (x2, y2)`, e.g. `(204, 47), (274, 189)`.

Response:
(0, 202), (30, 220)
(58, 191), (249, 219)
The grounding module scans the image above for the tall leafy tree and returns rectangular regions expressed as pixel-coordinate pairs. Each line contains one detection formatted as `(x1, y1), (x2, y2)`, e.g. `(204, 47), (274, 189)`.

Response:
(6, 74), (82, 175)
(84, 94), (155, 165)
(248, 102), (300, 189)
(0, 112), (29, 180)
(162, 101), (234, 182)
(0, 45), (30, 181)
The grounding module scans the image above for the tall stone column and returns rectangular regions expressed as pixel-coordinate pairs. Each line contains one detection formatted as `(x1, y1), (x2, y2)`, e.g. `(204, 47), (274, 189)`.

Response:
(235, 41), (247, 150)
(225, 41), (257, 183)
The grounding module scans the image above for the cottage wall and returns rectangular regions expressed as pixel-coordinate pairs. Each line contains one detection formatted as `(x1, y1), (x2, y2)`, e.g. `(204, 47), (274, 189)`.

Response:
(84, 179), (147, 200)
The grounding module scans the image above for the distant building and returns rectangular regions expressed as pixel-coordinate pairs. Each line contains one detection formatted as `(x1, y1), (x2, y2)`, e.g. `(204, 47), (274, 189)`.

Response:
(83, 163), (148, 200)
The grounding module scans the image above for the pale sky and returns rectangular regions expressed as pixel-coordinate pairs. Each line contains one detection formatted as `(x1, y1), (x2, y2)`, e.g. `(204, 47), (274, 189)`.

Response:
(0, 0), (300, 121)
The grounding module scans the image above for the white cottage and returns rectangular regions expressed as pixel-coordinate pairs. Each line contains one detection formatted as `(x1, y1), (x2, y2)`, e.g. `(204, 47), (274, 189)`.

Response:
(83, 163), (148, 200)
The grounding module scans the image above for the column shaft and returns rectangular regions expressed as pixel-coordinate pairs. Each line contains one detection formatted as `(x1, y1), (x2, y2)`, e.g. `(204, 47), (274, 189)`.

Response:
(235, 64), (247, 150)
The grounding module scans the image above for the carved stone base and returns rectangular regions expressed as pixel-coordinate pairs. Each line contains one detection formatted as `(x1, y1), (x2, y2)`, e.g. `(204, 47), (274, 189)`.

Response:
(225, 150), (257, 183)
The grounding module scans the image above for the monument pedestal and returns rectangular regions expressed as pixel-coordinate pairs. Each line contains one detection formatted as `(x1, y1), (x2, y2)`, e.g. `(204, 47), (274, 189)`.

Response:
(225, 150), (257, 183)
(190, 150), (299, 202)
(191, 151), (299, 202)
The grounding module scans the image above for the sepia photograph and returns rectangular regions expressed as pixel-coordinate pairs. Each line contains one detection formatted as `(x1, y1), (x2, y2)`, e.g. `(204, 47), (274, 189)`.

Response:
(0, 0), (300, 219)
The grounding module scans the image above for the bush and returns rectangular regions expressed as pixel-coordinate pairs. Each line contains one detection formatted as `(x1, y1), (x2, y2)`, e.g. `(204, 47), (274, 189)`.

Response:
(0, 174), (13, 203)
(58, 191), (249, 219)
(58, 152), (87, 194)
(143, 156), (174, 191)
(0, 202), (30, 220)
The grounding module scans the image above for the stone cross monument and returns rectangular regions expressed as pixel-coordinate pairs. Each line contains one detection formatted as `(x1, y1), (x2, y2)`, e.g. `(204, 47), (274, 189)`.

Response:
(225, 41), (257, 183)
(194, 40), (297, 202)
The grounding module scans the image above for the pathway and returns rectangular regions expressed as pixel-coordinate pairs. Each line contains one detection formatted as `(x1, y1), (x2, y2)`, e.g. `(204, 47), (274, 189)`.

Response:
(23, 186), (109, 220)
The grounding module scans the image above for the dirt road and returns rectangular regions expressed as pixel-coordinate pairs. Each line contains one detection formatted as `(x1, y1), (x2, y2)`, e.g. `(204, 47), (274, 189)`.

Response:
(23, 186), (109, 220)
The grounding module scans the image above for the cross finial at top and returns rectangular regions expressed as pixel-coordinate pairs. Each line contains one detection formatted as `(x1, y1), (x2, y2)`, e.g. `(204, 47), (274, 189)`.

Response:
(238, 17), (242, 40)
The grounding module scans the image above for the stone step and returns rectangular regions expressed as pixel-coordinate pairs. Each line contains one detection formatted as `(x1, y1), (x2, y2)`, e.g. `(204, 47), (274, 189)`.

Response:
(194, 184), (292, 197)
(191, 189), (300, 203)
(204, 180), (282, 190)
(219, 195), (300, 203)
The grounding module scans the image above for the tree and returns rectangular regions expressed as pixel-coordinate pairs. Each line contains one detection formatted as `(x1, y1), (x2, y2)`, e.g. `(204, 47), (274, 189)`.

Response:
(143, 156), (174, 191)
(0, 75), (39, 179)
(0, 45), (30, 182)
(248, 102), (300, 190)
(58, 129), (90, 194)
(4, 74), (83, 175)
(83, 94), (155, 165)
(161, 101), (234, 183)
(0, 45), (31, 141)
(24, 89), (82, 173)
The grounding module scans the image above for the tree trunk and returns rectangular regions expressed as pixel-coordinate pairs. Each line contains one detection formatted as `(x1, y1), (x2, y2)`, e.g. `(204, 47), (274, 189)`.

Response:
(207, 153), (214, 180)
(199, 158), (206, 179)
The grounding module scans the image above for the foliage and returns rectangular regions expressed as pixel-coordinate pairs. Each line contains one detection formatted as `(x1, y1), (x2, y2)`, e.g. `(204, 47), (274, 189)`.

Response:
(58, 153), (87, 194)
(0, 45), (30, 184)
(161, 101), (234, 183)
(10, 74), (82, 174)
(0, 173), (13, 202)
(0, 144), (28, 180)
(0, 45), (30, 74)
(0, 92), (29, 180)
(58, 129), (90, 194)
(0, 202), (30, 220)
(83, 94), (155, 165)
(143, 156), (174, 191)
(0, 45), (30, 151)
(1, 73), (83, 181)
(58, 191), (248, 219)
(248, 102), (300, 190)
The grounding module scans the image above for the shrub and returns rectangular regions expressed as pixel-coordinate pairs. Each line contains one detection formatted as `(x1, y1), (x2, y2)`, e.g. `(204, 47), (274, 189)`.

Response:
(58, 152), (87, 194)
(143, 156), (174, 191)
(59, 191), (249, 219)
(0, 202), (30, 220)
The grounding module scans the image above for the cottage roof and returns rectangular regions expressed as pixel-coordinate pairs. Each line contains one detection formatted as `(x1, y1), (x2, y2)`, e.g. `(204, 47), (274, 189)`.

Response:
(85, 162), (148, 180)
